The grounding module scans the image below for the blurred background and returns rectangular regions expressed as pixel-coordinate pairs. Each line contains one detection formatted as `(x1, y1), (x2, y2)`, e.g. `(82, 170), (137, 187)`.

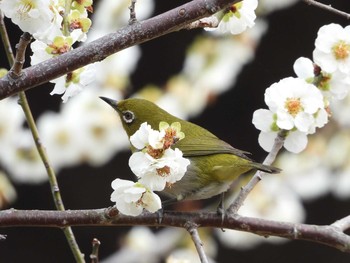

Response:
(0, 0), (350, 262)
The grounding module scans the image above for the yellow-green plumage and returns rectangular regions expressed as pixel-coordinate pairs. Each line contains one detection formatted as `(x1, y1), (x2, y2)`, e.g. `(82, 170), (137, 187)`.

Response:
(101, 97), (280, 201)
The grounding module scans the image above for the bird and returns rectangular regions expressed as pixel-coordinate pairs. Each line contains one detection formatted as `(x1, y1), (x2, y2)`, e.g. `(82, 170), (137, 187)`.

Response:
(100, 97), (280, 206)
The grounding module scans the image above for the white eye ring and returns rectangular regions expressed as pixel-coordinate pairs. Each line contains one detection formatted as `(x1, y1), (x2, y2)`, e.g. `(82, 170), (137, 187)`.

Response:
(122, 110), (135, 123)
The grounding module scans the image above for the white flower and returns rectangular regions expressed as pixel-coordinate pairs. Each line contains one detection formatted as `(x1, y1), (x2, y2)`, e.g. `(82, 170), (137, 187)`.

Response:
(50, 64), (96, 102)
(125, 227), (158, 253)
(171, 21), (267, 118)
(110, 179), (161, 216)
(30, 36), (73, 65)
(265, 77), (326, 133)
(73, 110), (127, 166)
(31, 36), (96, 102)
(0, 0), (54, 36)
(332, 92), (350, 127)
(90, 48), (141, 91)
(130, 122), (165, 150)
(128, 121), (189, 192)
(252, 109), (308, 153)
(214, 0), (258, 35)
(293, 57), (315, 81)
(37, 111), (83, 170)
(0, 98), (24, 156)
(0, 130), (47, 183)
(333, 165), (350, 199)
(129, 148), (190, 191)
(30, 40), (51, 65)
(32, 5), (63, 43)
(60, 87), (129, 166)
(0, 171), (17, 208)
(313, 23), (350, 74)
(66, 9), (91, 42)
(294, 57), (350, 100)
(89, 0), (154, 36)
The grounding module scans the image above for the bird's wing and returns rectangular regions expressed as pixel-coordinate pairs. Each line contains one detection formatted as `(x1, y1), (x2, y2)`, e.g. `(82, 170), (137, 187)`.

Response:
(176, 136), (252, 160)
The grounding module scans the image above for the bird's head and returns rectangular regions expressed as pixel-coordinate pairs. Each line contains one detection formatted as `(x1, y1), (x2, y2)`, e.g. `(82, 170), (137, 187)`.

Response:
(100, 97), (179, 138)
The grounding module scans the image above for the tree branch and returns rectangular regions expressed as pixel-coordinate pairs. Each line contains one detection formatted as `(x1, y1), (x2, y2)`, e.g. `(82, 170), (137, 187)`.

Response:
(185, 222), (209, 263)
(331, 215), (350, 232)
(0, 208), (349, 253)
(302, 0), (350, 20)
(0, 0), (239, 100)
(129, 0), (138, 25)
(90, 238), (101, 263)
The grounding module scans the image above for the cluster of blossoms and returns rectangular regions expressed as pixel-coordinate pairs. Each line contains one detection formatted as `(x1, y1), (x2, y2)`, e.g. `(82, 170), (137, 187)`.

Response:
(110, 122), (190, 216)
(0, 0), (94, 102)
(253, 23), (350, 153)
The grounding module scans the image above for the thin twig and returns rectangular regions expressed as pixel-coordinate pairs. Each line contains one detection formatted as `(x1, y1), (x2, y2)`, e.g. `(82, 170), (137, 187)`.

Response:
(90, 238), (101, 263)
(302, 0), (350, 20)
(227, 130), (287, 215)
(185, 222), (209, 263)
(0, 208), (350, 253)
(129, 0), (137, 25)
(0, 16), (85, 263)
(8, 32), (31, 78)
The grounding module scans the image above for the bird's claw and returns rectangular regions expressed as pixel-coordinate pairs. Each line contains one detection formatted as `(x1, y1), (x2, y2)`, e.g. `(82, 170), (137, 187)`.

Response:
(156, 208), (164, 225)
(217, 193), (226, 232)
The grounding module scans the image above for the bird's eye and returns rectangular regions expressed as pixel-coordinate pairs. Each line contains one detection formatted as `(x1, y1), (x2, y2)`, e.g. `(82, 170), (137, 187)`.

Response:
(122, 110), (135, 123)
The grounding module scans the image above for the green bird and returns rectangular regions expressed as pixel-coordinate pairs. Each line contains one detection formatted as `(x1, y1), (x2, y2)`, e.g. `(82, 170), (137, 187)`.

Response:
(100, 97), (280, 204)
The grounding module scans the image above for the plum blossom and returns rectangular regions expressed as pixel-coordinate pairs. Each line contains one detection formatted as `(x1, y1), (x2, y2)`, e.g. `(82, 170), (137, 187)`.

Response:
(313, 23), (350, 74)
(50, 64), (96, 103)
(129, 122), (190, 191)
(0, 0), (55, 35)
(31, 38), (96, 102)
(252, 109), (308, 153)
(253, 77), (328, 153)
(212, 0), (258, 35)
(294, 57), (350, 101)
(110, 179), (161, 216)
(30, 36), (74, 65)
(129, 148), (190, 191)
(130, 122), (165, 150)
(264, 77), (327, 133)
(111, 121), (190, 215)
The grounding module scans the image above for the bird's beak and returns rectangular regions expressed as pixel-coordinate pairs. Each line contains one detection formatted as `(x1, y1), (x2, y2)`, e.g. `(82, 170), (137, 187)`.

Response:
(99, 96), (118, 109)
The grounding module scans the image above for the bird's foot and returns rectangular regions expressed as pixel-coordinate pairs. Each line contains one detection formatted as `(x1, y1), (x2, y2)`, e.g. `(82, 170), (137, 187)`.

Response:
(217, 193), (226, 232)
(156, 208), (164, 225)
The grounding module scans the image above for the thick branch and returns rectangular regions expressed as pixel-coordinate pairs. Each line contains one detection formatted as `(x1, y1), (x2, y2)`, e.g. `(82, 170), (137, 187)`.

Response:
(0, 208), (349, 253)
(0, 0), (239, 100)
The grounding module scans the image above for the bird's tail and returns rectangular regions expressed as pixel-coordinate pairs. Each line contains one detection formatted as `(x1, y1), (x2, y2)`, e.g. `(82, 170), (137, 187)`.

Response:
(251, 162), (281, 174)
